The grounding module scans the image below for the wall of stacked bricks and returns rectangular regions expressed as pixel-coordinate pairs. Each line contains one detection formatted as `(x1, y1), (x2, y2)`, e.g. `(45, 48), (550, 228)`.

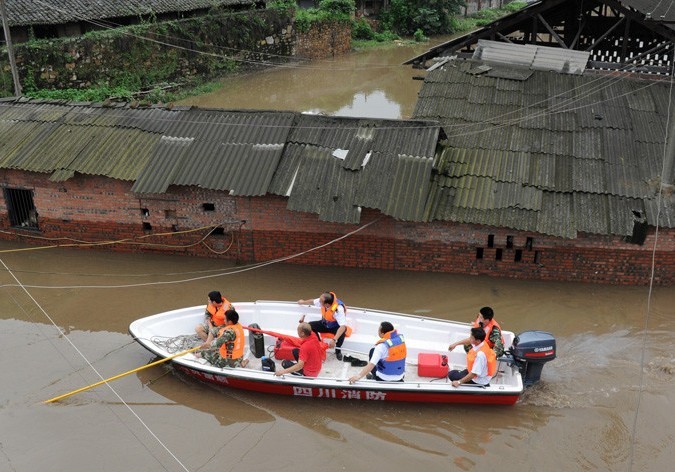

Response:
(0, 170), (672, 285)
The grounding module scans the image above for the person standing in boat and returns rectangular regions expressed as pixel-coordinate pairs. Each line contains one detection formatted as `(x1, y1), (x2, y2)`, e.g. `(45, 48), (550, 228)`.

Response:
(196, 309), (249, 368)
(195, 290), (233, 342)
(298, 291), (347, 361)
(447, 306), (505, 357)
(348, 322), (406, 383)
(274, 323), (323, 377)
(448, 327), (496, 387)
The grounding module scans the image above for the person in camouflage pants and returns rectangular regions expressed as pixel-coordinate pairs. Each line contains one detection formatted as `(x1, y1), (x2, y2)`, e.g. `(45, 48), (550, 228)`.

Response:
(448, 306), (505, 357)
(197, 309), (249, 368)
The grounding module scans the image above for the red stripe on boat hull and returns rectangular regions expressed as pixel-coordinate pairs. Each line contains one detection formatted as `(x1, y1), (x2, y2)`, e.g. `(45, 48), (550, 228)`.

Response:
(174, 364), (520, 406)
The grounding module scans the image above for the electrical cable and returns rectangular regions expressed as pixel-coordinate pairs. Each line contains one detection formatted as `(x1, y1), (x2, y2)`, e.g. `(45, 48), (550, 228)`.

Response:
(627, 46), (674, 472)
(0, 216), (381, 290)
(0, 258), (190, 472)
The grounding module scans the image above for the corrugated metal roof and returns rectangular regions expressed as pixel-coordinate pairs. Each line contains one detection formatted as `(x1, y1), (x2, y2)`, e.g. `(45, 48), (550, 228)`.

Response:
(4, 0), (254, 26)
(414, 58), (672, 236)
(473, 40), (590, 75)
(0, 101), (440, 223)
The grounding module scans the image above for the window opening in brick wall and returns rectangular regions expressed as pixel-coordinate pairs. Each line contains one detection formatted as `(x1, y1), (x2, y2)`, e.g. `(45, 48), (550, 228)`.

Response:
(202, 203), (215, 211)
(526, 237), (533, 250)
(4, 188), (39, 229)
(506, 235), (513, 249)
(487, 234), (494, 248)
(534, 251), (541, 264)
(141, 208), (149, 218)
(165, 209), (176, 219)
(171, 224), (179, 232)
(211, 226), (225, 236)
(514, 249), (522, 262)
(495, 248), (502, 261)
(476, 247), (484, 259)
(142, 222), (152, 232)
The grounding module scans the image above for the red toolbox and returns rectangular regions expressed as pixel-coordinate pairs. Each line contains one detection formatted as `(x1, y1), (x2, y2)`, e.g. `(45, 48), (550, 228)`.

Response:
(273, 338), (298, 361)
(417, 353), (449, 378)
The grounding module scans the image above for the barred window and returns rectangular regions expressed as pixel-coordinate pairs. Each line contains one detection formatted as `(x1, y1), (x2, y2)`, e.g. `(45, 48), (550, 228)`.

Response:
(4, 188), (39, 230)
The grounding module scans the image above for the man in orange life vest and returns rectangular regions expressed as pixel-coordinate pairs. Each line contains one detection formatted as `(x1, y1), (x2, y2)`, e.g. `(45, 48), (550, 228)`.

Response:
(448, 327), (496, 387)
(274, 323), (324, 377)
(196, 309), (249, 368)
(298, 291), (348, 361)
(448, 306), (505, 357)
(195, 290), (233, 342)
(349, 322), (406, 383)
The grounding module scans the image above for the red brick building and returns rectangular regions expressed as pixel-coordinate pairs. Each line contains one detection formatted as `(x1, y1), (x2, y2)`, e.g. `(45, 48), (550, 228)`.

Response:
(0, 100), (672, 285)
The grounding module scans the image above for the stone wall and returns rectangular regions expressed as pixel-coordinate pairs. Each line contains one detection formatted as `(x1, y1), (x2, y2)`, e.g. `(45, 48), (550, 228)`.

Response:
(0, 9), (297, 96)
(1, 10), (353, 96)
(294, 20), (352, 60)
(1, 170), (673, 286)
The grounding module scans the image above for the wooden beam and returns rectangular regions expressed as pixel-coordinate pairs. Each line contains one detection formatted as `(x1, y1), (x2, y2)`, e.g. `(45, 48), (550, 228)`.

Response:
(570, 19), (586, 49)
(537, 14), (568, 48)
(620, 18), (631, 63)
(496, 32), (514, 44)
(584, 17), (625, 52)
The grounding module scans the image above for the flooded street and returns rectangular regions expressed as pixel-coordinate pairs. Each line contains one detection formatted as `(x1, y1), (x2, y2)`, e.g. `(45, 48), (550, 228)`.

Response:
(1, 240), (674, 471)
(178, 38), (453, 119)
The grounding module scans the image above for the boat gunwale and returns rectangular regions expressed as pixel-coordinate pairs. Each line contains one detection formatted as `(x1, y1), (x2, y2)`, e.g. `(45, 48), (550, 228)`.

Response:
(128, 301), (524, 396)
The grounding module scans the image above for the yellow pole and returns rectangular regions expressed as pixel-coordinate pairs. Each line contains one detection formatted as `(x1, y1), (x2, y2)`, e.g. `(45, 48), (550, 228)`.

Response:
(44, 345), (202, 404)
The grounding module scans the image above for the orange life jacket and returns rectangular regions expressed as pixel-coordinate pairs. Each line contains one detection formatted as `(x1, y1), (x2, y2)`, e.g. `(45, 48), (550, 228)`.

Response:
(375, 330), (406, 375)
(466, 342), (497, 377)
(218, 322), (245, 360)
(206, 295), (232, 326)
(472, 317), (505, 350)
(321, 292), (346, 329)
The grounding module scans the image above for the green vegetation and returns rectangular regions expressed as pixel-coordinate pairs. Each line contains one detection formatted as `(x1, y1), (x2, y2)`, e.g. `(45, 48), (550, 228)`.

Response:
(453, 2), (527, 32)
(293, 0), (354, 33)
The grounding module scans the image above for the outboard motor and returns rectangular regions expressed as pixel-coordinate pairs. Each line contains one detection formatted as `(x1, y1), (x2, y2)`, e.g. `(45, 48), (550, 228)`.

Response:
(510, 331), (556, 386)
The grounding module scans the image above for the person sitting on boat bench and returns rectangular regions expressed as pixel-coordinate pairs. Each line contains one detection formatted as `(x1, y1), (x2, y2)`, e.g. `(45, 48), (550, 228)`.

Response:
(447, 306), (505, 357)
(298, 291), (347, 361)
(195, 290), (233, 342)
(348, 322), (406, 384)
(196, 309), (249, 368)
(274, 323), (323, 377)
(448, 327), (496, 387)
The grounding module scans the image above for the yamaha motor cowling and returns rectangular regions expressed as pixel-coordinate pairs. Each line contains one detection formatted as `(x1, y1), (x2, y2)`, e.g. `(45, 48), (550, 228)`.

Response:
(510, 331), (556, 386)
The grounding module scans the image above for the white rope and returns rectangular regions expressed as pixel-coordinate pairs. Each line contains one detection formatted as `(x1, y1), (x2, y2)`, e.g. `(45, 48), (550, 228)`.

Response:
(0, 258), (190, 472)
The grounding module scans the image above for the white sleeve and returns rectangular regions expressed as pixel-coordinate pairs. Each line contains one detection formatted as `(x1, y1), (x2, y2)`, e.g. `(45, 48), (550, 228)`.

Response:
(369, 343), (388, 365)
(470, 351), (488, 377)
(312, 298), (321, 308)
(334, 305), (347, 325)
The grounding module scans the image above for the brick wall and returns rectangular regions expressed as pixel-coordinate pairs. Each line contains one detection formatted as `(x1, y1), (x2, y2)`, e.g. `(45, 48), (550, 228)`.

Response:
(1, 170), (673, 285)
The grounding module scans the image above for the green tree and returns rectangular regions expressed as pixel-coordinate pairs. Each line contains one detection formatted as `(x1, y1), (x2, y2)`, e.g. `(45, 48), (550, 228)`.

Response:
(382, 0), (465, 36)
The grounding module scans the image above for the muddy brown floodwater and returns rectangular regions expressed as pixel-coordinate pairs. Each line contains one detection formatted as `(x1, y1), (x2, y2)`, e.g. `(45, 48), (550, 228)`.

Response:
(0, 240), (673, 471)
(178, 38), (456, 119)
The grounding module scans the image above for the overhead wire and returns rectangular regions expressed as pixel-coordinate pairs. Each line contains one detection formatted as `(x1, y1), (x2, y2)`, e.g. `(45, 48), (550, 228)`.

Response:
(0, 216), (382, 290)
(0, 258), (190, 472)
(31, 0), (403, 71)
(627, 46), (674, 472)
(15, 1), (670, 137)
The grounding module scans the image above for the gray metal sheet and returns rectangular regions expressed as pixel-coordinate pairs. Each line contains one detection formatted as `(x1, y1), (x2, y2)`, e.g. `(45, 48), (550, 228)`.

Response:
(537, 192), (575, 238)
(131, 138), (192, 193)
(5, 0), (253, 26)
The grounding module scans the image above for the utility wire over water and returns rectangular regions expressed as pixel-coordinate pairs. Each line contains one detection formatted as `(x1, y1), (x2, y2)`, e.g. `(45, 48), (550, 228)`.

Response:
(1, 240), (674, 471)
